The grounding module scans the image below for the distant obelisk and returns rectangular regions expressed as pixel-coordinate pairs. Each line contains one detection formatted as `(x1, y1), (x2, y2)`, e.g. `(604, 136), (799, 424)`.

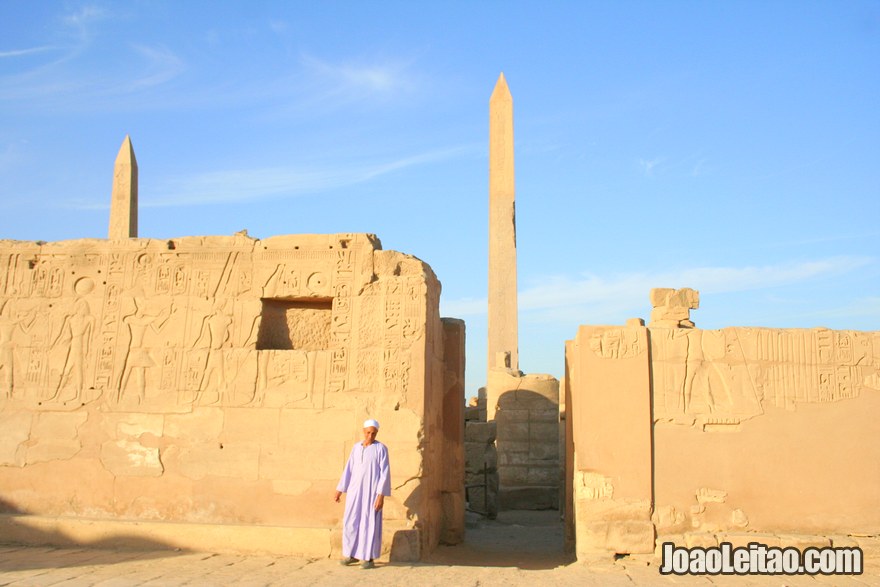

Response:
(108, 135), (138, 239)
(488, 73), (518, 372)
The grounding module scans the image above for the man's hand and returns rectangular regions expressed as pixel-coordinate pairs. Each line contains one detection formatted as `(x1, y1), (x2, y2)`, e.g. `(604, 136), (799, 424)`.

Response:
(374, 494), (384, 512)
(334, 490), (342, 503)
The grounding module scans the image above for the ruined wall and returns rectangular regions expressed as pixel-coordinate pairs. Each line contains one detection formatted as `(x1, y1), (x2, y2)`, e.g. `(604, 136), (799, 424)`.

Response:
(565, 298), (880, 559)
(566, 322), (654, 558)
(464, 389), (498, 518)
(486, 369), (561, 510)
(0, 233), (462, 558)
(651, 326), (880, 547)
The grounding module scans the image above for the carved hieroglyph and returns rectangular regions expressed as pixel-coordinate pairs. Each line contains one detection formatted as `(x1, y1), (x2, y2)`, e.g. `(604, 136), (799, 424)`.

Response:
(0, 231), (461, 559)
(651, 326), (880, 427)
(566, 290), (880, 558)
(488, 73), (519, 372)
(0, 234), (429, 411)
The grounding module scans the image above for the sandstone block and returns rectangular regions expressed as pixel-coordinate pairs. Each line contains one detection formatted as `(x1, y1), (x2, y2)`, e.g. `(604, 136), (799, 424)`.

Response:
(495, 440), (528, 454)
(497, 451), (530, 467)
(0, 411), (32, 466)
(389, 528), (421, 562)
(498, 465), (528, 485)
(496, 421), (529, 441)
(527, 466), (560, 486)
(529, 409), (560, 423)
(499, 486), (558, 510)
(25, 439), (82, 465)
(164, 409), (223, 442)
(259, 442), (340, 481)
(581, 520), (655, 554)
(103, 413), (164, 439)
(528, 421), (559, 442)
(718, 532), (780, 549)
(172, 442), (260, 481)
(464, 421), (496, 444)
(222, 408), (279, 444)
(528, 440), (559, 461)
(495, 408), (529, 423)
(777, 535), (832, 549)
(279, 409), (357, 445)
(684, 532), (718, 548)
(32, 411), (88, 439)
(100, 439), (163, 477)
(271, 480), (313, 496)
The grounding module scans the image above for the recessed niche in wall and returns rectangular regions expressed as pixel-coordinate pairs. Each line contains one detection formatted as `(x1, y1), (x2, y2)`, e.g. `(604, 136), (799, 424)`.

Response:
(256, 298), (333, 351)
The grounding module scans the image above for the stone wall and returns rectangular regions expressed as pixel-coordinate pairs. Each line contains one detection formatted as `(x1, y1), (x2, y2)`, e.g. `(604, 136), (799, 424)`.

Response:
(0, 233), (464, 559)
(565, 293), (880, 559)
(464, 390), (498, 518)
(486, 369), (560, 510)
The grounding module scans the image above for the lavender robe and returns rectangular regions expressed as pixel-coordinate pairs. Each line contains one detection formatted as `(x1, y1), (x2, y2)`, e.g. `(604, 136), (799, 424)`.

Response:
(336, 441), (391, 560)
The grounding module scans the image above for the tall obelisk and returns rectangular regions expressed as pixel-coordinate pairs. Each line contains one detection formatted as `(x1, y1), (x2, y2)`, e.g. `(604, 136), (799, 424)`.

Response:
(488, 73), (518, 372)
(108, 135), (138, 239)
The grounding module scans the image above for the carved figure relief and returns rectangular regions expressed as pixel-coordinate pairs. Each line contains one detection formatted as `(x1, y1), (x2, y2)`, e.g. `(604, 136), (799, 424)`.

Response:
(0, 236), (435, 413)
(191, 298), (233, 405)
(119, 298), (174, 404)
(51, 285), (96, 402)
(652, 326), (879, 427)
(0, 298), (37, 397)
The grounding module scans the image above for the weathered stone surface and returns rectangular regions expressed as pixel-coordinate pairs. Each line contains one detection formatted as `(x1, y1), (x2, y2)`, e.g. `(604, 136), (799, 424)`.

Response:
(465, 421), (496, 444)
(100, 414), (164, 447)
(581, 520), (655, 554)
(0, 225), (462, 560)
(0, 411), (32, 466)
(258, 442), (339, 481)
(279, 409), (356, 444)
(683, 532), (718, 548)
(165, 409), (223, 441)
(222, 408), (279, 444)
(389, 528), (421, 562)
(499, 486), (558, 510)
(100, 439), (163, 477)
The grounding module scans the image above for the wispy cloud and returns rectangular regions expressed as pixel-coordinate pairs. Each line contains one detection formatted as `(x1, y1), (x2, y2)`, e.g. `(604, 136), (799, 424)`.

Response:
(639, 157), (664, 176)
(441, 257), (874, 319)
(301, 53), (415, 95)
(0, 46), (57, 59)
(62, 4), (108, 29)
(66, 145), (474, 209)
(125, 44), (186, 90)
(0, 6), (184, 107)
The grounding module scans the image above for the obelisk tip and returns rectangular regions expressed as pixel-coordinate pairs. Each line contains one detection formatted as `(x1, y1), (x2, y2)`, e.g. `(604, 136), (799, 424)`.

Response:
(116, 135), (137, 165)
(491, 72), (511, 102)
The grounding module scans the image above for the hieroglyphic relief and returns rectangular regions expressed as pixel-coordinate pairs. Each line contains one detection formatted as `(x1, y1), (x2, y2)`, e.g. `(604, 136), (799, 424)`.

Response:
(589, 328), (643, 360)
(651, 326), (880, 426)
(0, 234), (435, 413)
(328, 249), (354, 393)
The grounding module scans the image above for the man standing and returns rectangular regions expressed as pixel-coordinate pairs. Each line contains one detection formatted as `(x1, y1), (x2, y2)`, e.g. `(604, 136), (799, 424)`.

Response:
(335, 419), (391, 569)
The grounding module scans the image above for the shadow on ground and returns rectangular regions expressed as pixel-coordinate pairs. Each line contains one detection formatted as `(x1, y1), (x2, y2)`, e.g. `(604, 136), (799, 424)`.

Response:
(0, 498), (190, 571)
(422, 509), (571, 571)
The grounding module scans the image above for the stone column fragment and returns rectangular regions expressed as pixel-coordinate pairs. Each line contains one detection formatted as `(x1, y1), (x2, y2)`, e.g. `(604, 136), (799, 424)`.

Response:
(109, 135), (138, 239)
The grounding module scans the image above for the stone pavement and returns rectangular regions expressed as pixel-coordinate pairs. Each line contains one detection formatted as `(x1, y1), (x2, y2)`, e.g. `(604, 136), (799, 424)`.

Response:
(1, 511), (877, 586)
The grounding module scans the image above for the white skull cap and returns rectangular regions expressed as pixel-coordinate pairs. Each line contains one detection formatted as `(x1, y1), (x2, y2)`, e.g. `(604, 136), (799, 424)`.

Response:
(363, 419), (380, 430)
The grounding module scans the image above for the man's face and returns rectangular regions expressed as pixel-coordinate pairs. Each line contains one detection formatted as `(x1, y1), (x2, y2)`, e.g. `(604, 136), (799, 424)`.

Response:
(363, 426), (378, 445)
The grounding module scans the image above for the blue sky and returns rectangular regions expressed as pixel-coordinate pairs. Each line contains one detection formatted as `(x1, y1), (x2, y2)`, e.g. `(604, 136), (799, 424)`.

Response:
(1, 1), (878, 396)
